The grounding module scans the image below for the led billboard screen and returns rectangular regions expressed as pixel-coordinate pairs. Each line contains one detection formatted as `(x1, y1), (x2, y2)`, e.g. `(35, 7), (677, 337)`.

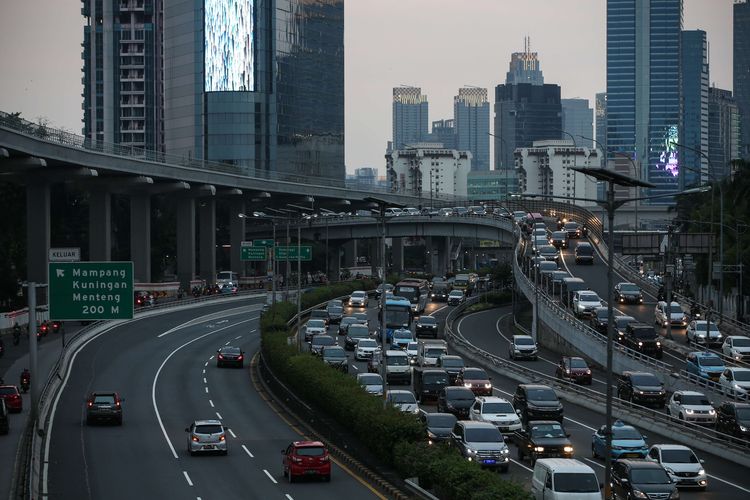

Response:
(655, 125), (679, 178)
(205, 0), (254, 92)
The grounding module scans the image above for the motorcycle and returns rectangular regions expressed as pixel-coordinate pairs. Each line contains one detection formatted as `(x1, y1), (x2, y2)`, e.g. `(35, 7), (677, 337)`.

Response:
(20, 376), (30, 393)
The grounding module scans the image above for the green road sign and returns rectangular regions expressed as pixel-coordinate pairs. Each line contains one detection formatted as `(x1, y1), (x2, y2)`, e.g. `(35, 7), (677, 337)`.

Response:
(49, 261), (134, 320)
(241, 245), (268, 261)
(253, 239), (275, 247)
(274, 245), (312, 261)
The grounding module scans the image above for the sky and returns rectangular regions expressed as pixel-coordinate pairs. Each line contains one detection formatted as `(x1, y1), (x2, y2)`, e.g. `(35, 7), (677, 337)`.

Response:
(0, 0), (736, 175)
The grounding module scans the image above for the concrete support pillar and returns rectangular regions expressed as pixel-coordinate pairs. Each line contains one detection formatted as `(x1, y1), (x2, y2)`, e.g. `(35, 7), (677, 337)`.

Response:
(438, 237), (452, 275)
(26, 181), (50, 285)
(369, 238), (380, 278)
(392, 237), (404, 273)
(328, 243), (341, 281)
(199, 198), (216, 285)
(424, 237), (434, 274)
(130, 193), (151, 283)
(230, 199), (246, 278)
(176, 197), (196, 290)
(89, 190), (111, 262)
(343, 240), (357, 268)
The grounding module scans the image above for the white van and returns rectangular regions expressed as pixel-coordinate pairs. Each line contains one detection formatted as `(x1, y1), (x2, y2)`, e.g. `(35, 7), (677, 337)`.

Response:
(416, 339), (448, 367)
(385, 350), (411, 385)
(531, 458), (601, 500)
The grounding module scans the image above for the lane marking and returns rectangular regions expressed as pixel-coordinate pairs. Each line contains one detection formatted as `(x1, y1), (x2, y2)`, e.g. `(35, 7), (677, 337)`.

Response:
(203, 377), (207, 384)
(209, 399), (215, 408)
(205, 387), (209, 393)
(263, 469), (278, 484)
(225, 341), (231, 346)
(228, 428), (237, 438)
(583, 457), (603, 469)
(428, 304), (448, 316)
(204, 361), (208, 367)
(706, 474), (750, 493)
(351, 365), (359, 371)
(216, 412), (223, 420)
(242, 445), (254, 458)
(157, 309), (258, 337)
(202, 369), (206, 374)
(286, 495), (294, 500)
(210, 355), (215, 360)
(151, 317), (256, 459)
(183, 471), (193, 486)
(510, 458), (533, 472)
(235, 335), (242, 340)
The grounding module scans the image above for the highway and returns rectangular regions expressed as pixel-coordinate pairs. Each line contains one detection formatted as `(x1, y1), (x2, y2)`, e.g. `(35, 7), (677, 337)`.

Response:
(45, 298), (381, 500)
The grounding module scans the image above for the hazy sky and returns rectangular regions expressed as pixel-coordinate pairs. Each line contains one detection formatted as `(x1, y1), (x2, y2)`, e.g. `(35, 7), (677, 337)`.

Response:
(0, 0), (736, 174)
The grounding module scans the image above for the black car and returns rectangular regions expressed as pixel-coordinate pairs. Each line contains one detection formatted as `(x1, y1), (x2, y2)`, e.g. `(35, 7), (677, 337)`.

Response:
(413, 368), (450, 402)
(513, 420), (574, 465)
(563, 221), (582, 239)
(420, 411), (457, 445)
(338, 316), (359, 336)
(617, 371), (666, 408)
(574, 242), (594, 264)
(614, 282), (644, 304)
(86, 391), (123, 425)
(549, 231), (569, 249)
(613, 315), (637, 343)
(344, 324), (371, 350)
(373, 283), (394, 300)
(415, 315), (439, 338)
(217, 346), (245, 367)
(513, 384), (564, 423)
(716, 401), (750, 439)
(0, 400), (8, 435)
(430, 285), (451, 302)
(326, 305), (343, 324)
(623, 322), (663, 359)
(610, 459), (678, 500)
(436, 354), (465, 383)
(309, 308), (329, 326)
(436, 386), (475, 418)
(321, 346), (348, 373)
(589, 307), (610, 334)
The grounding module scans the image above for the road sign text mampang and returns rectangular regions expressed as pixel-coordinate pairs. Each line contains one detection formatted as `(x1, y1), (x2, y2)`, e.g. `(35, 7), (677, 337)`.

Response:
(49, 262), (134, 320)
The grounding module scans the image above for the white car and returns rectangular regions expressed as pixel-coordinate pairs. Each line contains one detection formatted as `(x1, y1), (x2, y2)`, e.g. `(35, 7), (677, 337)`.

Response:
(468, 396), (522, 434)
(303, 319), (327, 341)
(403, 207), (421, 216)
(384, 207), (403, 217)
(654, 301), (688, 328)
(348, 291), (368, 308)
(385, 390), (419, 414)
(647, 444), (707, 490)
(356, 373), (383, 396)
(508, 335), (538, 360)
(719, 367), (750, 398)
(666, 390), (716, 425)
(722, 335), (750, 363)
(406, 341), (419, 365)
(572, 291), (603, 318)
(686, 320), (723, 346)
(355, 338), (380, 360)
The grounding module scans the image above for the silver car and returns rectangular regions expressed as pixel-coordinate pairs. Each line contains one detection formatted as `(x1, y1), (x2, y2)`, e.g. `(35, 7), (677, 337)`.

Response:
(186, 419), (228, 455)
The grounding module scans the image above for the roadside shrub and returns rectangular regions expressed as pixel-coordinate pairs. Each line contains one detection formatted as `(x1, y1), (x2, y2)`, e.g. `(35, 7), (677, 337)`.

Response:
(483, 290), (512, 305)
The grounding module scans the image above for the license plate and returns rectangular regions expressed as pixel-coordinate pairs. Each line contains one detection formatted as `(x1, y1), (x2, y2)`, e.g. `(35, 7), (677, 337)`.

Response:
(202, 445), (215, 450)
(483, 459), (496, 464)
(304, 470), (319, 475)
(621, 453), (639, 458)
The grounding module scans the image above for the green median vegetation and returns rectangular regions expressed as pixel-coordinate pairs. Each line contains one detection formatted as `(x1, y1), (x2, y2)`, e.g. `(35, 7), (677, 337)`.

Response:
(260, 282), (529, 499)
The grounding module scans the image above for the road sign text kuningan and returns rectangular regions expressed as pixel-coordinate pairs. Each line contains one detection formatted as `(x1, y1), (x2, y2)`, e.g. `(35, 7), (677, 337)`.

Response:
(274, 246), (312, 261)
(49, 262), (134, 320)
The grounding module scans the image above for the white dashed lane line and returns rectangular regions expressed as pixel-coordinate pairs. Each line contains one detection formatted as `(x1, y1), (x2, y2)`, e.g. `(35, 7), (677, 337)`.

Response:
(204, 361), (208, 367)
(208, 399), (214, 408)
(183, 471), (193, 486)
(202, 369), (205, 374)
(204, 387), (208, 393)
(216, 412), (223, 420)
(235, 335), (242, 340)
(209, 356), (215, 360)
(203, 377), (207, 384)
(263, 469), (278, 484)
(228, 428), (237, 438)
(225, 341), (231, 346)
(285, 495), (294, 500)
(242, 445), (254, 458)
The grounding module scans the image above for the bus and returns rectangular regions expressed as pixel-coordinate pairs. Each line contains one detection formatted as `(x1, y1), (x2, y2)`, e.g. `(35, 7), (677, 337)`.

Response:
(384, 296), (413, 341)
(394, 278), (429, 314)
(452, 273), (478, 295)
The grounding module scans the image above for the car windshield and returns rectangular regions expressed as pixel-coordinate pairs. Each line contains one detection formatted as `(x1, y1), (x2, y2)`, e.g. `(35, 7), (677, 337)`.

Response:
(615, 317), (636, 328)
(358, 339), (377, 348)
(296, 446), (325, 457)
(630, 374), (660, 386)
(680, 394), (710, 405)
(348, 325), (369, 338)
(463, 368), (488, 380)
(341, 317), (357, 326)
(483, 402), (514, 414)
(389, 392), (416, 404)
(394, 330), (412, 339)
(530, 423), (566, 438)
(359, 374), (381, 385)
(0, 387), (17, 396)
(699, 356), (723, 367)
(552, 232), (566, 239)
(610, 426), (642, 440)
(465, 428), (502, 442)
(353, 313), (368, 322)
(387, 356), (408, 366)
(426, 348), (447, 357)
(577, 245), (593, 254)
(419, 317), (437, 325)
(352, 292), (366, 298)
(734, 370), (750, 381)
(695, 322), (720, 333)
(407, 342), (419, 350)
(527, 388), (557, 401)
(386, 310), (411, 326)
(447, 389), (475, 401)
(328, 306), (343, 314)
(516, 337), (534, 345)
(424, 374), (449, 385)
(324, 349), (346, 358)
(220, 347), (241, 355)
(540, 247), (557, 254)
(554, 473), (600, 493)
(668, 305), (684, 314)
(736, 408), (750, 419)
(93, 395), (116, 404)
(569, 358), (588, 369)
(449, 291), (463, 297)
(733, 337), (750, 347)
(620, 284), (640, 292)
(579, 293), (600, 302)
(426, 414), (457, 428)
(441, 357), (463, 368)
(631, 328), (656, 339)
(312, 336), (335, 346)
(195, 424), (223, 434)
(564, 222), (579, 230)
(630, 468), (670, 484)
(660, 449), (699, 463)
(307, 320), (326, 328)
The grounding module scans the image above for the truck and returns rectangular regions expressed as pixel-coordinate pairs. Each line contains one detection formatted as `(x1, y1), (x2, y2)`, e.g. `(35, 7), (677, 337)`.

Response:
(412, 368), (450, 403)
(416, 339), (449, 367)
(452, 273), (477, 295)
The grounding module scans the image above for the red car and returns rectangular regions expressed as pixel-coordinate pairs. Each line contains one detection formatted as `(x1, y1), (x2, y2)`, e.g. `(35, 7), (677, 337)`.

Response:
(0, 385), (23, 413)
(282, 440), (331, 483)
(456, 367), (492, 396)
(555, 356), (593, 385)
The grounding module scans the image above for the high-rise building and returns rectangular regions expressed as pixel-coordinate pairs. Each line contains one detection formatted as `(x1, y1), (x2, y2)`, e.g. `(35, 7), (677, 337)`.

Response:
(561, 99), (594, 148)
(735, 0), (750, 160)
(708, 87), (741, 179)
(595, 93), (608, 154)
(454, 87), (490, 171)
(392, 86), (429, 150)
(680, 30), (709, 189)
(506, 37), (545, 86)
(353, 167), (378, 185)
(82, 0), (164, 151)
(430, 119), (456, 148)
(386, 143), (470, 197)
(606, 0), (683, 204)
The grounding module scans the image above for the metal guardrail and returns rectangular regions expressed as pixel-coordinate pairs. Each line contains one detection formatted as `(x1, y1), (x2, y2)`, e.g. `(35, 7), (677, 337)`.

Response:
(443, 297), (750, 465)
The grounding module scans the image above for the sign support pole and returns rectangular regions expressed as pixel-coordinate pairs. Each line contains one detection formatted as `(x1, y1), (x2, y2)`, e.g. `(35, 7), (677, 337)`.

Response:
(27, 282), (39, 423)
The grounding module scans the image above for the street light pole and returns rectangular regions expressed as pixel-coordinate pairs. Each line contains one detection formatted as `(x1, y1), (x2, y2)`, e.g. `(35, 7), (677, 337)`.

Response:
(297, 223), (302, 351)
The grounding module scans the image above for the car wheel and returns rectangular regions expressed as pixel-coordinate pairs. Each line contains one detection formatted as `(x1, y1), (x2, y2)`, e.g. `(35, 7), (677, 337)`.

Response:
(86, 417), (92, 426)
(116, 417), (123, 426)
(678, 413), (684, 420)
(288, 472), (294, 484)
(282, 468), (287, 478)
(517, 446), (524, 460)
(222, 450), (228, 456)
(324, 474), (331, 482)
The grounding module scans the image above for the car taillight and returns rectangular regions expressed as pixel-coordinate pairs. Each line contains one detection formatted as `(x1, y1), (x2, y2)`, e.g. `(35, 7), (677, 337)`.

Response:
(292, 456), (303, 463)
(218, 354), (224, 359)
(237, 355), (244, 361)
(87, 401), (93, 407)
(321, 455), (329, 462)
(192, 436), (200, 442)
(115, 400), (121, 407)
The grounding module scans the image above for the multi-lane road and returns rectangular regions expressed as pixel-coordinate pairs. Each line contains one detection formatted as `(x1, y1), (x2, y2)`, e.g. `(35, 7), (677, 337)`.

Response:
(44, 298), (382, 500)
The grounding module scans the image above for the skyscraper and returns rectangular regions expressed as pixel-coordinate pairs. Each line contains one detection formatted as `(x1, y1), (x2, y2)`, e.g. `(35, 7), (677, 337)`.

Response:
(392, 86), (429, 150)
(430, 119), (456, 148)
(82, 0), (164, 151)
(595, 92), (608, 155)
(680, 30), (709, 189)
(561, 99), (594, 149)
(606, 0), (683, 204)
(735, 0), (750, 160)
(708, 87), (741, 179)
(494, 44), (561, 172)
(454, 87), (490, 171)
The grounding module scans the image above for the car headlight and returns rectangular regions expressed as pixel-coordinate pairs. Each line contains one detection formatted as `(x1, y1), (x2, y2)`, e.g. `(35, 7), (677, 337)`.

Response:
(708, 408), (716, 415)
(534, 446), (545, 452)
(501, 448), (509, 454)
(632, 490), (648, 499)
(465, 383), (473, 388)
(685, 408), (694, 414)
(664, 467), (675, 474)
(466, 448), (476, 455)
(740, 425), (748, 432)
(637, 390), (645, 395)
(698, 469), (705, 475)
(638, 341), (643, 347)
(563, 445), (574, 453)
(484, 383), (492, 388)
(656, 341), (661, 346)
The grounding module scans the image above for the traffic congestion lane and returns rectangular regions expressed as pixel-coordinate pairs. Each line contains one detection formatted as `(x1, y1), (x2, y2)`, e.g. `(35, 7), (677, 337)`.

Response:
(454, 306), (750, 499)
(47, 299), (381, 499)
